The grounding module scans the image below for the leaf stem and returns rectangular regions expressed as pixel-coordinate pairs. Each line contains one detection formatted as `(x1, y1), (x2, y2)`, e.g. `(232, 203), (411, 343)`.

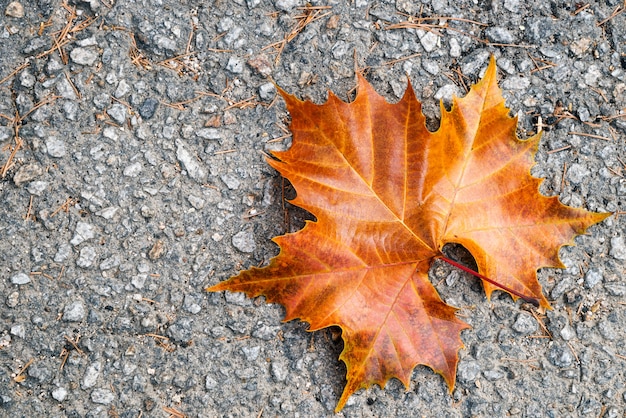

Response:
(439, 256), (539, 307)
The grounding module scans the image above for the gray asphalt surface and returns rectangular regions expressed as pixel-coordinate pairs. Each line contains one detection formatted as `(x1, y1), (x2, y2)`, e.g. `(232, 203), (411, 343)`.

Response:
(0, 0), (624, 417)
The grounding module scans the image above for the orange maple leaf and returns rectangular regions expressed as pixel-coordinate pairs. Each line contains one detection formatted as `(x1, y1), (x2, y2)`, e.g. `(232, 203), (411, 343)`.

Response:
(207, 57), (609, 411)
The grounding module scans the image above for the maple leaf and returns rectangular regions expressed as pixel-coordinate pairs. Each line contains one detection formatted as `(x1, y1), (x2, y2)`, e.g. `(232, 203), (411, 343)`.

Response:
(207, 57), (610, 411)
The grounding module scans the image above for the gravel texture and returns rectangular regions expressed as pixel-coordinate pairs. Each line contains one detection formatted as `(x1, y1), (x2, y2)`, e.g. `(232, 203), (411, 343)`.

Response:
(0, 1), (625, 417)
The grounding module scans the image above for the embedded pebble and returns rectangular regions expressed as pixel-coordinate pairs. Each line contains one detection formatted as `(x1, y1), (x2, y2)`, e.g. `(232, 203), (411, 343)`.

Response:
(232, 230), (256, 253)
(63, 301), (86, 322)
(221, 173), (240, 190)
(226, 56), (244, 74)
(46, 137), (66, 158)
(512, 313), (538, 335)
(26, 180), (48, 196)
(176, 143), (207, 183)
(76, 246), (97, 268)
(107, 103), (127, 125)
(82, 361), (101, 389)
(485, 27), (515, 44)
(560, 324), (576, 341)
(10, 324), (25, 339)
(91, 388), (115, 405)
(457, 360), (481, 383)
(51, 387), (68, 402)
(71, 222), (96, 246)
(70, 47), (99, 66)
(271, 361), (288, 382)
(547, 344), (574, 368)
(54, 243), (72, 263)
(241, 346), (261, 362)
(449, 38), (461, 57)
(139, 98), (159, 119)
(417, 29), (439, 52)
(99, 255), (120, 271)
(166, 318), (194, 342)
(567, 164), (590, 185)
(258, 82), (276, 101)
(123, 161), (143, 177)
(10, 272), (30, 285)
(609, 236), (626, 260)
(584, 268), (603, 289)
(196, 128), (221, 140)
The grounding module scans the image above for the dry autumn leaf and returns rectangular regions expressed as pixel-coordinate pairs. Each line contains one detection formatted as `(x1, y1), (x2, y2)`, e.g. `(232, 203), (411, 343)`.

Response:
(207, 57), (610, 411)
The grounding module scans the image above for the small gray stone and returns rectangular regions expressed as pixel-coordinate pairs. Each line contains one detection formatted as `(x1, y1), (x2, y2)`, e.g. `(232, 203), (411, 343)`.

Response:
(567, 163), (590, 185)
(252, 323), (279, 340)
(275, 0), (299, 11)
(512, 313), (538, 335)
(139, 98), (159, 119)
(76, 246), (97, 268)
(226, 56), (244, 74)
(56, 78), (78, 100)
(241, 346), (261, 362)
(176, 143), (207, 183)
(271, 361), (288, 382)
(28, 363), (52, 383)
(183, 294), (201, 314)
(0, 126), (11, 141)
(232, 230), (255, 253)
(417, 29), (439, 52)
(51, 387), (68, 402)
(501, 76), (531, 90)
(114, 79), (130, 98)
(70, 47), (99, 66)
(457, 360), (481, 383)
(485, 27), (515, 44)
(46, 137), (66, 158)
(205, 375), (218, 390)
(504, 0), (519, 12)
(54, 243), (72, 263)
(63, 301), (86, 322)
(107, 103), (127, 125)
(547, 344), (573, 368)
(95, 207), (119, 220)
(196, 128), (221, 140)
(10, 324), (25, 339)
(584, 268), (603, 289)
(91, 388), (115, 405)
(221, 173), (240, 190)
(71, 222), (96, 246)
(604, 283), (626, 296)
(551, 277), (573, 299)
(82, 361), (101, 389)
(483, 368), (505, 381)
(10, 272), (30, 285)
(434, 84), (460, 104)
(13, 163), (43, 186)
(166, 318), (194, 342)
(259, 82), (276, 101)
(26, 180), (48, 196)
(597, 320), (617, 340)
(155, 35), (177, 51)
(123, 161), (143, 177)
(560, 324), (576, 341)
(609, 236), (626, 260)
(449, 38), (461, 57)
(99, 255), (120, 271)
(187, 195), (205, 210)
